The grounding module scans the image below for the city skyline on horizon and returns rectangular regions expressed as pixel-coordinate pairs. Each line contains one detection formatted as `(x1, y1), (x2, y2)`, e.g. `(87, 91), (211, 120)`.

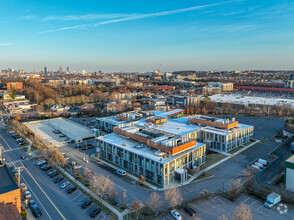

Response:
(1, 0), (294, 72)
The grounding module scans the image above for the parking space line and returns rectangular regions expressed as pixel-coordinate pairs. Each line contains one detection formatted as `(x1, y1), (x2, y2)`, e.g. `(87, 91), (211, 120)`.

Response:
(102, 214), (107, 220)
(76, 196), (87, 205)
(82, 203), (93, 213)
(95, 212), (102, 220)
(243, 197), (250, 203)
(249, 200), (257, 207)
(72, 193), (82, 201)
(257, 204), (264, 211)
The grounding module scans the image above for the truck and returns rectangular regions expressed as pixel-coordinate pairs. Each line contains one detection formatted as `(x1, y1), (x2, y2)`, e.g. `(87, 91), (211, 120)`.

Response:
(264, 192), (281, 208)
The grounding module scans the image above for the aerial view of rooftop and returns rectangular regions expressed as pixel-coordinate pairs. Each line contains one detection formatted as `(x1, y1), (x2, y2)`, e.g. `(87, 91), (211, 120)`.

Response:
(1, 0), (294, 220)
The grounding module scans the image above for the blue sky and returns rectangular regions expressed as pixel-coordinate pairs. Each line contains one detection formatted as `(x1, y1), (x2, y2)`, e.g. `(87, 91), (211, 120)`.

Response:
(0, 0), (294, 72)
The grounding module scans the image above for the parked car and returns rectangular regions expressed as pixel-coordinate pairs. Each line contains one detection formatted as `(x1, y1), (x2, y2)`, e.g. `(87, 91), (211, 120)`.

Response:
(90, 208), (101, 218)
(41, 165), (52, 171)
(60, 181), (70, 189)
(81, 200), (92, 208)
(116, 169), (126, 176)
(59, 134), (66, 138)
(49, 171), (58, 178)
(73, 165), (82, 170)
(54, 177), (64, 183)
(29, 200), (37, 209)
(40, 163), (49, 169)
(37, 160), (46, 166)
(47, 170), (56, 176)
(67, 186), (77, 194)
(184, 206), (196, 216)
(19, 141), (27, 146)
(171, 210), (182, 220)
(25, 191), (31, 200)
(32, 206), (42, 217)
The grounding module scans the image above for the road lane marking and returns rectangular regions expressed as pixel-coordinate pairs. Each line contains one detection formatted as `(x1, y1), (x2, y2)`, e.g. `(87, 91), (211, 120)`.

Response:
(0, 133), (12, 150)
(21, 162), (66, 220)
(17, 166), (53, 220)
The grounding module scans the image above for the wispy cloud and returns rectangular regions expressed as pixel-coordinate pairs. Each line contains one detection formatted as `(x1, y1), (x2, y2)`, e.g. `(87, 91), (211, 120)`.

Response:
(0, 42), (15, 46)
(39, 0), (243, 34)
(41, 13), (139, 22)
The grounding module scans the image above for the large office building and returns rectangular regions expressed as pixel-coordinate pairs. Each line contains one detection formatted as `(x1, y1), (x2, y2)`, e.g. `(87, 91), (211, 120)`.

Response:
(96, 112), (254, 187)
(97, 116), (206, 187)
(168, 95), (200, 107)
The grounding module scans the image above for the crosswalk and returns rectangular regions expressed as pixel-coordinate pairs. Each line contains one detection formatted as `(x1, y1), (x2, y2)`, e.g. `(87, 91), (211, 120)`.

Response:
(6, 157), (30, 165)
(2, 146), (28, 153)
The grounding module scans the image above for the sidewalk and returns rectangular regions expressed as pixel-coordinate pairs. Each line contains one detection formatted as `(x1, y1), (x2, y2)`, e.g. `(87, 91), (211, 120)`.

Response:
(91, 155), (160, 191)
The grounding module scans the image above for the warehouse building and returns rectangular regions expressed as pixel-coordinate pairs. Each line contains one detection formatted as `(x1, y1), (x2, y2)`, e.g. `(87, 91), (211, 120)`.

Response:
(24, 118), (95, 147)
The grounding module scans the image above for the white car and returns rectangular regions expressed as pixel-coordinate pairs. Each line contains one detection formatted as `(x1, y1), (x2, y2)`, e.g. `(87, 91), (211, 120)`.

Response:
(60, 181), (70, 189)
(171, 210), (182, 220)
(73, 165), (82, 169)
(25, 191), (31, 199)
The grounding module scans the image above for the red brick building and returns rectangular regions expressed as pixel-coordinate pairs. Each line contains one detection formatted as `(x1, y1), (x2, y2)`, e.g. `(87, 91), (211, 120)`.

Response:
(7, 82), (23, 90)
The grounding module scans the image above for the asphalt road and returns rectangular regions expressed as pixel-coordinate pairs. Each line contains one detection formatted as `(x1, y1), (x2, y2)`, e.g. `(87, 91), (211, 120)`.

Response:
(0, 124), (110, 220)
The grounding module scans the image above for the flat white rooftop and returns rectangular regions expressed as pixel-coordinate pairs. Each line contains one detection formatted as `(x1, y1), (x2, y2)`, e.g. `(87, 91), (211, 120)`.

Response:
(98, 132), (204, 164)
(24, 118), (94, 146)
(135, 118), (199, 136)
(208, 94), (294, 109)
(172, 117), (253, 136)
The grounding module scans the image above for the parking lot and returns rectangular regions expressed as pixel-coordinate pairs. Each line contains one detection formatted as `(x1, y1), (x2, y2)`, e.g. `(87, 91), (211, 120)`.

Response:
(160, 193), (294, 220)
(31, 159), (111, 220)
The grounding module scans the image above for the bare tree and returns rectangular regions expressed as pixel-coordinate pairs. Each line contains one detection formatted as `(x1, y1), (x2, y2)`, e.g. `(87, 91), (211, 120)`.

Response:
(232, 202), (253, 220)
(91, 175), (114, 205)
(130, 200), (143, 220)
(146, 192), (162, 216)
(121, 189), (127, 205)
(50, 150), (67, 167)
(164, 187), (183, 209)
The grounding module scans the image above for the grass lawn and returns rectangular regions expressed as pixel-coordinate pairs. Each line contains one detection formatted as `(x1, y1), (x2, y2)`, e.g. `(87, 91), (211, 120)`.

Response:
(192, 172), (213, 182)
(200, 153), (227, 170)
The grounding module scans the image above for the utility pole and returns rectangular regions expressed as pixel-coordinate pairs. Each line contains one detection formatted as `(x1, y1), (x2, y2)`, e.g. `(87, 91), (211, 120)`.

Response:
(15, 167), (24, 187)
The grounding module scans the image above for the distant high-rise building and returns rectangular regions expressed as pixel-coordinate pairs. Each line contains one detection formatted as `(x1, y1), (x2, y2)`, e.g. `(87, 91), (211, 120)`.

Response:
(67, 67), (69, 72)
(44, 66), (47, 74)
(59, 67), (63, 74)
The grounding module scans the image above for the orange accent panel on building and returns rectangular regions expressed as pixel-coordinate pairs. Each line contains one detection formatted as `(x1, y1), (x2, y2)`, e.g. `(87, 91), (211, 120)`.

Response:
(188, 118), (238, 129)
(113, 127), (196, 154)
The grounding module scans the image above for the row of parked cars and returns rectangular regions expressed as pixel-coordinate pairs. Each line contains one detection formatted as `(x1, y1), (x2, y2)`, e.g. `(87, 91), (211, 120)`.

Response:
(52, 130), (75, 144)
(36, 159), (102, 218)
(9, 131), (28, 146)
